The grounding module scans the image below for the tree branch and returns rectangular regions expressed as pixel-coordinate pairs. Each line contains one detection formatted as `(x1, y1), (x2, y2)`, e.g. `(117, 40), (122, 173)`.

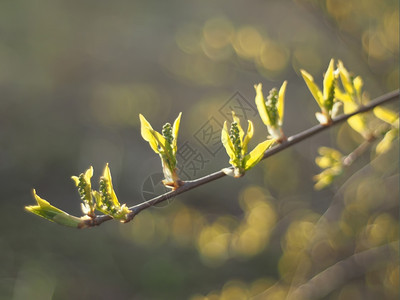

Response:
(80, 89), (399, 228)
(342, 137), (375, 166)
(285, 242), (398, 300)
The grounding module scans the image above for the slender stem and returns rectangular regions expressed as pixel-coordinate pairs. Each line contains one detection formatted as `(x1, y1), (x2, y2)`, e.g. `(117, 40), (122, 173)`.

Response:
(342, 137), (376, 166)
(79, 90), (399, 228)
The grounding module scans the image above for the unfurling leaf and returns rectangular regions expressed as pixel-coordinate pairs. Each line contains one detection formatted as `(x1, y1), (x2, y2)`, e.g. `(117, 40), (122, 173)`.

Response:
(342, 101), (370, 138)
(140, 113), (183, 189)
(25, 190), (84, 228)
(313, 147), (343, 190)
(375, 129), (398, 155)
(323, 59), (336, 110)
(244, 139), (275, 170)
(139, 114), (166, 153)
(221, 121), (236, 163)
(301, 59), (337, 125)
(372, 107), (399, 154)
(337, 60), (363, 104)
(221, 111), (275, 177)
(373, 107), (399, 127)
(93, 164), (131, 221)
(314, 167), (342, 191)
(71, 166), (96, 217)
(254, 81), (287, 141)
(172, 112), (182, 153)
(300, 70), (324, 108)
(336, 60), (374, 139)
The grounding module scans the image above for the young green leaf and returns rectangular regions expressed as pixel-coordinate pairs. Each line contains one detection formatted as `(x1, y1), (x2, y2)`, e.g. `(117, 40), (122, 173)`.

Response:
(373, 107), (399, 155)
(277, 81), (287, 125)
(337, 60), (363, 104)
(374, 107), (399, 126)
(172, 112), (182, 153)
(140, 113), (183, 189)
(323, 59), (335, 109)
(301, 59), (338, 125)
(313, 147), (343, 190)
(221, 121), (236, 163)
(244, 139), (275, 170)
(139, 114), (165, 153)
(337, 60), (354, 98)
(94, 164), (131, 221)
(254, 82), (287, 141)
(344, 101), (369, 138)
(221, 111), (275, 177)
(336, 61), (373, 139)
(25, 190), (84, 228)
(71, 166), (96, 217)
(375, 129), (398, 155)
(353, 76), (363, 99)
(300, 70), (324, 108)
(242, 120), (254, 155)
(255, 83), (270, 126)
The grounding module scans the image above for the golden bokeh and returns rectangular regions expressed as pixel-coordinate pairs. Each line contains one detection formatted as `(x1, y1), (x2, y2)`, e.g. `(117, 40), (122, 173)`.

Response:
(171, 205), (206, 247)
(326, 0), (353, 19)
(119, 210), (169, 247)
(362, 214), (398, 247)
(202, 17), (234, 50)
(337, 285), (362, 300)
(382, 10), (399, 54)
(257, 41), (290, 73)
(196, 220), (232, 265)
(220, 280), (249, 300)
(90, 83), (165, 128)
(175, 23), (203, 54)
(292, 46), (323, 75)
(232, 26), (264, 60)
(362, 30), (391, 61)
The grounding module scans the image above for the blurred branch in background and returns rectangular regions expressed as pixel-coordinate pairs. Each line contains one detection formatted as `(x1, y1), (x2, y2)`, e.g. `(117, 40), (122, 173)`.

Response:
(285, 242), (397, 300)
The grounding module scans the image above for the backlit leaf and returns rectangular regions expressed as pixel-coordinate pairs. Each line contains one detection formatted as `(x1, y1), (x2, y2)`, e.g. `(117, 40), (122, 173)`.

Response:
(376, 129), (398, 154)
(323, 59), (335, 102)
(139, 114), (160, 153)
(172, 112), (182, 153)
(277, 81), (287, 125)
(232, 111), (244, 141)
(25, 190), (82, 228)
(221, 121), (236, 162)
(373, 107), (398, 125)
(254, 83), (269, 126)
(244, 139), (275, 170)
(338, 60), (354, 96)
(301, 70), (324, 108)
(242, 120), (254, 154)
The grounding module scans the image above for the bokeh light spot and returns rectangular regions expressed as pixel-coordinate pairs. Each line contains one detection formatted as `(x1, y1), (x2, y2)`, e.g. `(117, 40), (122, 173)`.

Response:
(202, 17), (234, 49)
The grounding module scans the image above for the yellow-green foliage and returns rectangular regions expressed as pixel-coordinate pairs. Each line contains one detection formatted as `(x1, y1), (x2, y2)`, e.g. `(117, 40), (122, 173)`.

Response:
(221, 111), (275, 177)
(301, 59), (337, 125)
(140, 113), (183, 189)
(25, 190), (84, 228)
(92, 164), (131, 221)
(254, 81), (287, 141)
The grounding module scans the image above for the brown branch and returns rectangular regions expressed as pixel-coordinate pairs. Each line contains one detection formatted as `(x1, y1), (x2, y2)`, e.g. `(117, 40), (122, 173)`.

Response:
(285, 242), (398, 300)
(79, 90), (399, 228)
(342, 137), (376, 166)
(341, 121), (395, 167)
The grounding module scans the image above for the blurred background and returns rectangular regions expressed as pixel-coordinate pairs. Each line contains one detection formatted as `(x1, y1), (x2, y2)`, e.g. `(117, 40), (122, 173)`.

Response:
(0, 0), (398, 299)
